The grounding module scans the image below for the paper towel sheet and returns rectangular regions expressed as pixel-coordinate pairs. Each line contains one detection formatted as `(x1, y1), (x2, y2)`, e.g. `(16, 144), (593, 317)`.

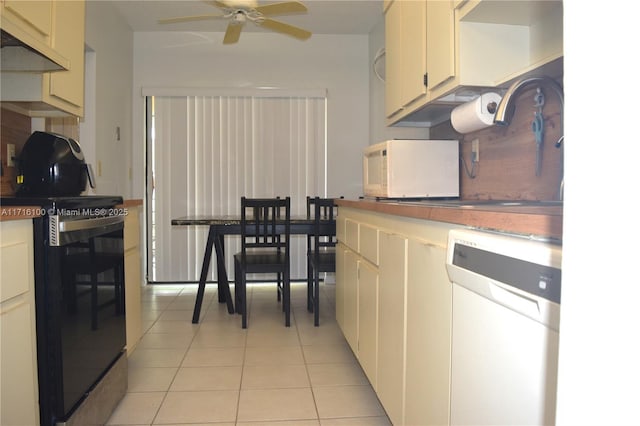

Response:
(451, 92), (502, 134)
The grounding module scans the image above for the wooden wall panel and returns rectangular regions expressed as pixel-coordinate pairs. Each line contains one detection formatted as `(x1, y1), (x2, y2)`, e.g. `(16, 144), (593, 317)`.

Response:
(431, 85), (563, 201)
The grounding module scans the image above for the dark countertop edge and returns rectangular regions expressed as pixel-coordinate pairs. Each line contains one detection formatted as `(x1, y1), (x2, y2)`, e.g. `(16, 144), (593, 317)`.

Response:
(118, 199), (143, 208)
(335, 198), (563, 241)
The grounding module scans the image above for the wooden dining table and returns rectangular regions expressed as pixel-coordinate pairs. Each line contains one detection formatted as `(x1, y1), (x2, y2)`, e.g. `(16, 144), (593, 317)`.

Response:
(171, 215), (336, 323)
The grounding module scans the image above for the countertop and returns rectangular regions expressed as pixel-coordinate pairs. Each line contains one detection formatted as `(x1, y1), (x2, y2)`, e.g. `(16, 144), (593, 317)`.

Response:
(335, 198), (563, 241)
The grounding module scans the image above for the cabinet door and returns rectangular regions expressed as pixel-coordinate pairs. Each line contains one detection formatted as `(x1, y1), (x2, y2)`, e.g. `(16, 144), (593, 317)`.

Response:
(377, 231), (408, 426)
(0, 220), (39, 426)
(384, 0), (403, 118)
(343, 248), (359, 353)
(385, 0), (427, 119)
(358, 259), (378, 387)
(335, 243), (347, 332)
(3, 0), (52, 40)
(43, 0), (85, 115)
(400, 0), (427, 107)
(405, 239), (452, 426)
(426, 0), (455, 91)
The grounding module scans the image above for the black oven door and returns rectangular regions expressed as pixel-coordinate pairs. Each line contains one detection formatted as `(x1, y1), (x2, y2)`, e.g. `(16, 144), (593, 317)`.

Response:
(34, 214), (126, 425)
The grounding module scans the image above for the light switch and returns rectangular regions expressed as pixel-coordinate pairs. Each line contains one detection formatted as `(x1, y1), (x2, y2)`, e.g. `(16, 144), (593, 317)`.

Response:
(7, 144), (16, 167)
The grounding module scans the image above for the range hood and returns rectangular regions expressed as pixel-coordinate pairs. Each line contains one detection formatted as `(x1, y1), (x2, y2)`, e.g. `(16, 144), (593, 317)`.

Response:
(1, 29), (67, 72)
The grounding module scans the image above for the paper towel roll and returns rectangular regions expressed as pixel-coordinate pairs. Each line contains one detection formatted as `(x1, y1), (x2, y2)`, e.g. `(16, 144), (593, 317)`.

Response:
(451, 92), (502, 134)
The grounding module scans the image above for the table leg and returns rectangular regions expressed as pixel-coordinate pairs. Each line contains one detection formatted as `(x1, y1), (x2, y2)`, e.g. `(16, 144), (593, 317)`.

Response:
(192, 226), (235, 323)
(213, 234), (234, 314)
(192, 226), (215, 324)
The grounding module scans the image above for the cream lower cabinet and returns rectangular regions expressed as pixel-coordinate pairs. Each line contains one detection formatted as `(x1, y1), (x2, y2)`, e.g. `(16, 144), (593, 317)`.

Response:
(124, 205), (143, 354)
(336, 207), (457, 425)
(336, 218), (379, 387)
(405, 239), (452, 426)
(0, 219), (40, 426)
(377, 231), (408, 425)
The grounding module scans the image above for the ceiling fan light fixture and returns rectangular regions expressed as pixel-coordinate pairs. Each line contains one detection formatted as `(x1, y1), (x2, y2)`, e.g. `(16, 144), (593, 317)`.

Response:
(160, 0), (312, 45)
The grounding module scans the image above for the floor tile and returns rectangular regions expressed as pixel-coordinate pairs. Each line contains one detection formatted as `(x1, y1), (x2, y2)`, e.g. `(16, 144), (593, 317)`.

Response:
(127, 367), (177, 392)
(127, 348), (187, 368)
(153, 390), (239, 424)
(108, 283), (390, 426)
(181, 346), (245, 367)
(237, 388), (317, 422)
(307, 363), (369, 387)
(313, 385), (386, 419)
(244, 345), (305, 365)
(170, 366), (242, 391)
(302, 344), (357, 364)
(106, 392), (164, 425)
(320, 417), (392, 426)
(137, 332), (194, 349)
(241, 364), (310, 389)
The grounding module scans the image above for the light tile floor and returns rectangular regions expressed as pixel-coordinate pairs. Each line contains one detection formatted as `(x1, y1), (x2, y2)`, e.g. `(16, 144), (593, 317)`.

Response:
(107, 281), (391, 426)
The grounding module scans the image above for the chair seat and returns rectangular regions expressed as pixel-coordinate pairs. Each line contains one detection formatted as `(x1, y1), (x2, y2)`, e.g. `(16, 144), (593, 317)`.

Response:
(234, 251), (288, 271)
(308, 249), (336, 272)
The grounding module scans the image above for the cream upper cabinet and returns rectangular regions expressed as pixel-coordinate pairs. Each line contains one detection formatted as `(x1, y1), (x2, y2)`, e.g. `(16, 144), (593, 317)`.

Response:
(42, 0), (85, 116)
(1, 0), (85, 117)
(426, 0), (455, 92)
(384, 0), (427, 120)
(0, 219), (40, 426)
(430, 0), (563, 101)
(2, 0), (52, 42)
(0, 0), (69, 71)
(386, 0), (564, 126)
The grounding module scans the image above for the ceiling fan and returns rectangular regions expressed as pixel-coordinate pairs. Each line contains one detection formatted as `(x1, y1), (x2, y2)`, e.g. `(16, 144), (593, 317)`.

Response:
(158, 0), (312, 45)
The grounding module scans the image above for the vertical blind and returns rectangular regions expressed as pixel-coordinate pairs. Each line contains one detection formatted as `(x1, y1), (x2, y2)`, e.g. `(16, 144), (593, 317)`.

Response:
(148, 91), (327, 283)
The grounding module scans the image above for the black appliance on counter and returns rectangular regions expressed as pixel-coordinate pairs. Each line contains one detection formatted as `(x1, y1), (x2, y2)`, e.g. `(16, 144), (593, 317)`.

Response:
(15, 131), (95, 197)
(0, 195), (127, 425)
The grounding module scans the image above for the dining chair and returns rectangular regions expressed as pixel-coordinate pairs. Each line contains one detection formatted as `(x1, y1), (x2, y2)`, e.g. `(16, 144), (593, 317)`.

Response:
(234, 196), (291, 328)
(306, 196), (338, 326)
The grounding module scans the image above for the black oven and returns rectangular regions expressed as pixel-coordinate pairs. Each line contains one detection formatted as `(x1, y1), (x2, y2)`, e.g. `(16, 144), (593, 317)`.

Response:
(1, 195), (127, 425)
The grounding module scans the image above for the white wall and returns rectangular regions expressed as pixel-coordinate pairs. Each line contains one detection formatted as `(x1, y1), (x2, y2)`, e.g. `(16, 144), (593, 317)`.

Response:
(84, 1), (134, 197)
(555, 2), (640, 424)
(131, 31), (371, 200)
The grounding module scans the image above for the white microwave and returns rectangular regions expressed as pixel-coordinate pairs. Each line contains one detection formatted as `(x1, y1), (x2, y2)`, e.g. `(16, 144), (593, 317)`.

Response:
(363, 139), (459, 198)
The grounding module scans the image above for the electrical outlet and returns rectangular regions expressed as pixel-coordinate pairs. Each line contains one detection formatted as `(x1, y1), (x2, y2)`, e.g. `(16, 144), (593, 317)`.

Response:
(7, 144), (16, 167)
(471, 139), (479, 162)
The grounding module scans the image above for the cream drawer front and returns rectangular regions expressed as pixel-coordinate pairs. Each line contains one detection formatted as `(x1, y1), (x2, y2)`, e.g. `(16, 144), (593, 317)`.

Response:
(359, 223), (379, 266)
(344, 219), (359, 251)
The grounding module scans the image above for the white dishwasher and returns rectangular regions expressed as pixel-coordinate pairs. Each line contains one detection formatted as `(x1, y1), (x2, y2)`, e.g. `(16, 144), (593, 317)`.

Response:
(446, 229), (562, 426)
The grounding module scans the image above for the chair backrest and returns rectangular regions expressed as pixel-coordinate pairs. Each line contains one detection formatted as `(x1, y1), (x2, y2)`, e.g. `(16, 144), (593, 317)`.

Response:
(240, 196), (291, 255)
(306, 196), (338, 252)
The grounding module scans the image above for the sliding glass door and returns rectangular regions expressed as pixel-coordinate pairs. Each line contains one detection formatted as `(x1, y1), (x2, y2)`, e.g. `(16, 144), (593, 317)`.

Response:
(146, 90), (327, 283)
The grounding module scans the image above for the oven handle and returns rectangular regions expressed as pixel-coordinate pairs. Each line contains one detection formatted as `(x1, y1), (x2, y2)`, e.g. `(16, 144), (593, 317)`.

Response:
(58, 215), (125, 232)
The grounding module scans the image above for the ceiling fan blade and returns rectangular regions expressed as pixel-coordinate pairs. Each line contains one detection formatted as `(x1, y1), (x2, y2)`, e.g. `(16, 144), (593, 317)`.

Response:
(158, 13), (225, 24)
(259, 18), (311, 40)
(254, 1), (307, 16)
(223, 22), (243, 44)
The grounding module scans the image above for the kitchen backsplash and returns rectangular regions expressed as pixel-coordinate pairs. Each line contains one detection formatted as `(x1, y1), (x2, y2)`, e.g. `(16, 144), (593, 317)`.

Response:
(1, 108), (80, 196)
(0, 108), (31, 196)
(431, 85), (563, 201)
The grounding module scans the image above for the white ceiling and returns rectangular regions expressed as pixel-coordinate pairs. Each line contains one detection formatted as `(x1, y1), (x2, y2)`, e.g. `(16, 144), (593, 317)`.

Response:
(111, 0), (384, 35)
